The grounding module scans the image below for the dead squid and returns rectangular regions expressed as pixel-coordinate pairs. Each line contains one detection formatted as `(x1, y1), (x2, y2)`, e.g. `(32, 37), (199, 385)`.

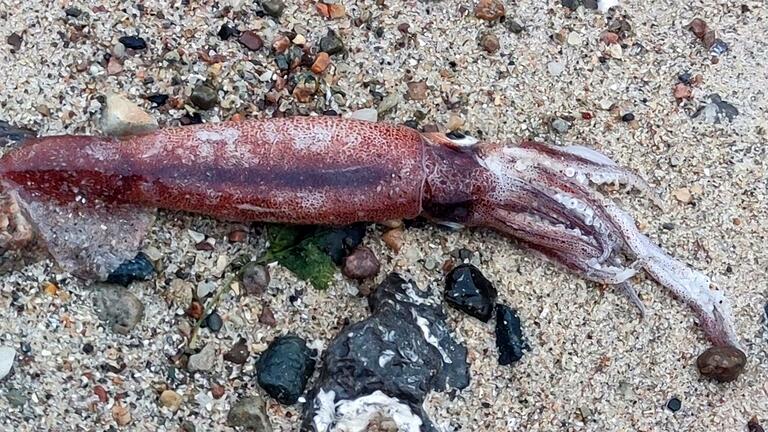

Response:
(0, 116), (740, 350)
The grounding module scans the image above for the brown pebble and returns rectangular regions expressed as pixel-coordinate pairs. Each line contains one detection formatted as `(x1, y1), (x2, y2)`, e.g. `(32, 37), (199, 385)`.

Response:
(112, 403), (131, 426)
(6, 32), (22, 51)
(239, 31), (264, 50)
(673, 83), (692, 100)
(185, 301), (204, 320)
(272, 34), (290, 53)
(316, 3), (346, 19)
(702, 30), (717, 49)
(421, 124), (439, 133)
(474, 0), (505, 21)
(94, 385), (108, 403)
(406, 81), (428, 101)
(228, 229), (247, 243)
(259, 305), (277, 326)
(688, 18), (709, 40)
(223, 339), (250, 364)
(342, 246), (381, 280)
(195, 240), (214, 251)
(696, 345), (747, 383)
(311, 52), (330, 74)
(241, 262), (270, 296)
(600, 31), (619, 45)
(673, 187), (692, 203)
(479, 32), (500, 53)
(107, 57), (123, 75)
(748, 417), (765, 432)
(211, 383), (225, 399)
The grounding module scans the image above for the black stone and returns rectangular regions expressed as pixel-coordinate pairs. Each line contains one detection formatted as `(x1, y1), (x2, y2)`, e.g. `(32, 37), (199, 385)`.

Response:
(82, 343), (94, 354)
(444, 264), (497, 322)
(145, 94), (169, 107)
(316, 224), (366, 265)
(319, 30), (344, 56)
(709, 39), (729, 56)
(621, 112), (635, 122)
(107, 253), (155, 286)
(560, 0), (581, 10)
(495, 303), (528, 365)
(257, 335), (315, 405)
(300, 273), (470, 431)
(666, 397), (681, 412)
(118, 36), (147, 50)
(218, 23), (240, 41)
(64, 7), (82, 17)
(678, 72), (692, 84)
(404, 119), (419, 129)
(505, 20), (524, 34)
(190, 85), (218, 110)
(180, 113), (203, 125)
(275, 55), (289, 71)
(205, 311), (223, 333)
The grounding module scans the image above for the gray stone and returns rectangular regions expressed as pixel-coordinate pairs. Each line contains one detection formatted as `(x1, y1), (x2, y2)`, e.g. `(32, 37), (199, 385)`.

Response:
(190, 85), (219, 110)
(227, 396), (273, 431)
(547, 61), (564, 76)
(319, 30), (344, 55)
(551, 118), (571, 134)
(92, 285), (144, 334)
(187, 344), (217, 372)
(0, 346), (16, 380)
(5, 389), (26, 408)
(261, 0), (285, 17)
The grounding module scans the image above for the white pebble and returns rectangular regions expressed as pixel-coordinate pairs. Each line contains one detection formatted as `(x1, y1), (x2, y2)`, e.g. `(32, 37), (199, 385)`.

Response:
(0, 346), (16, 380)
(547, 61), (564, 76)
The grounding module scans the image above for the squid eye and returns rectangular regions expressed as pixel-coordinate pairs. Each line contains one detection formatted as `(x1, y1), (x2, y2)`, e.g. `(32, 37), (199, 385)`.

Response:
(445, 131), (479, 147)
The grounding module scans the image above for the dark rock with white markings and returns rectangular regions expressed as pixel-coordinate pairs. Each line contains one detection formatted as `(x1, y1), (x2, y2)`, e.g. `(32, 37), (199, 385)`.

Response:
(495, 303), (529, 365)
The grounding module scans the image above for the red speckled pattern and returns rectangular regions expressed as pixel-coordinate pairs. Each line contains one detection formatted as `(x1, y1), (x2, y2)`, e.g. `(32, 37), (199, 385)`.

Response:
(0, 117), (426, 225)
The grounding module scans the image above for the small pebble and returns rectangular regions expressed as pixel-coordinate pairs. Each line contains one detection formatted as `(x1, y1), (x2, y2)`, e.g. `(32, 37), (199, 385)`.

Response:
(107, 252), (156, 285)
(505, 20), (524, 34)
(112, 403), (132, 426)
(159, 390), (183, 412)
(187, 344), (217, 372)
(92, 285), (145, 335)
(218, 24), (239, 41)
(118, 36), (147, 50)
(5, 389), (26, 407)
(82, 343), (94, 354)
(319, 30), (344, 55)
(241, 262), (270, 295)
(185, 301), (204, 320)
(495, 304), (528, 365)
(474, 0), (505, 21)
(262, 0), (285, 17)
(190, 85), (218, 110)
(547, 61), (564, 76)
(311, 52), (331, 74)
(673, 83), (692, 100)
(6, 32), (22, 51)
(666, 397), (681, 412)
(342, 246), (380, 280)
(551, 118), (571, 134)
(406, 81), (428, 101)
(227, 396), (273, 431)
(257, 335), (315, 405)
(748, 417), (765, 432)
(673, 188), (692, 204)
(259, 306), (277, 326)
(211, 383), (225, 399)
(146, 94), (169, 107)
(381, 228), (404, 252)
(688, 18), (709, 40)
(223, 339), (250, 364)
(0, 346), (16, 380)
(100, 93), (158, 137)
(600, 31), (619, 44)
(228, 229), (247, 242)
(444, 264), (498, 322)
(479, 33), (500, 53)
(205, 311), (223, 333)
(239, 31), (264, 51)
(696, 345), (747, 383)
(621, 112), (635, 122)
(64, 7), (82, 17)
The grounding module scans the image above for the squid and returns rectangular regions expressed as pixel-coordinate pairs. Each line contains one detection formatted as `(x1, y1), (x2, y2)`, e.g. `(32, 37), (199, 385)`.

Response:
(0, 116), (740, 349)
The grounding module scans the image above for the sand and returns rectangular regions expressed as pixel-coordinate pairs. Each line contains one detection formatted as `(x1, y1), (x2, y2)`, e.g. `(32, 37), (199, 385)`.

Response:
(0, 0), (766, 431)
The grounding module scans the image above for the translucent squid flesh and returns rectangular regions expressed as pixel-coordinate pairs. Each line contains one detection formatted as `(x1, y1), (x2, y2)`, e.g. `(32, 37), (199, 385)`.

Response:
(0, 116), (740, 349)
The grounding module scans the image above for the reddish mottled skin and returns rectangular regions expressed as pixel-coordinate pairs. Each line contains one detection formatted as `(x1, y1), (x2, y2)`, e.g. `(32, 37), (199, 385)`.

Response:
(0, 116), (743, 351)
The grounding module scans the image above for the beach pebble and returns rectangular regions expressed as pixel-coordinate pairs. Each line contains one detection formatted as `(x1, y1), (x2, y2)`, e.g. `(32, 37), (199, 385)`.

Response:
(146, 94), (169, 107)
(673, 188), (692, 204)
(100, 93), (158, 137)
(257, 335), (316, 405)
(479, 33), (500, 53)
(190, 85), (218, 110)
(259, 306), (277, 326)
(107, 252), (155, 286)
(748, 417), (765, 432)
(227, 396), (273, 431)
(218, 24), (239, 41)
(5, 388), (25, 407)
(118, 36), (147, 50)
(382, 227), (404, 252)
(6, 33), (22, 51)
(688, 18), (709, 40)
(112, 403), (132, 426)
(547, 61), (564, 76)
(495, 303), (528, 365)
(188, 344), (217, 372)
(223, 339), (250, 364)
(262, 0), (285, 18)
(319, 30), (344, 55)
(551, 117), (571, 134)
(694, 94), (739, 123)
(64, 7), (82, 17)
(342, 246), (380, 280)
(311, 52), (330, 74)
(242, 262), (270, 296)
(505, 20), (524, 34)
(204, 311), (223, 333)
(474, 0), (505, 21)
(92, 285), (145, 335)
(673, 83), (692, 100)
(444, 264), (497, 322)
(239, 31), (264, 51)
(696, 346), (747, 383)
(666, 397), (681, 412)
(0, 346), (16, 380)
(159, 390), (183, 412)
(407, 81), (428, 100)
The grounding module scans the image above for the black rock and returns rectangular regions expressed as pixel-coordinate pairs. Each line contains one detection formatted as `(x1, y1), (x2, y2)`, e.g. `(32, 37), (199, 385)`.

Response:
(709, 39), (729, 56)
(404, 119), (419, 129)
(560, 0), (581, 10)
(666, 397), (681, 412)
(218, 23), (240, 41)
(180, 113), (203, 125)
(0, 120), (35, 148)
(319, 30), (344, 56)
(505, 20), (525, 34)
(621, 112), (635, 122)
(64, 7), (82, 17)
(261, 0), (285, 17)
(316, 224), (366, 265)
(205, 311), (223, 333)
(495, 303), (529, 365)
(82, 343), (94, 354)
(678, 72), (693, 84)
(190, 85), (218, 110)
(106, 252), (155, 286)
(444, 264), (497, 322)
(118, 36), (147, 50)
(257, 335), (316, 405)
(300, 273), (470, 431)
(145, 94), (169, 107)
